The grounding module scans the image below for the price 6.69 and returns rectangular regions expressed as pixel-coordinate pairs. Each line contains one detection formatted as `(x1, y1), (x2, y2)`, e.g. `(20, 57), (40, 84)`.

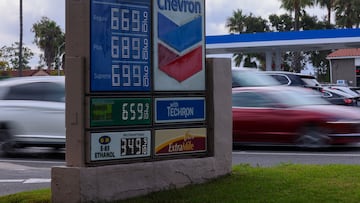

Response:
(122, 102), (149, 121)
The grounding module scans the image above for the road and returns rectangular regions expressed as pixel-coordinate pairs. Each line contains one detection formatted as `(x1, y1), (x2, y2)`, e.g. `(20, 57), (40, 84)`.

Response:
(0, 148), (65, 196)
(1, 146), (360, 196)
(232, 146), (360, 166)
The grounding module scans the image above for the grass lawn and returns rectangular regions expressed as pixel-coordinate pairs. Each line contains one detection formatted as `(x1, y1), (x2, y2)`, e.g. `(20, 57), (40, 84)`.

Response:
(1, 163), (360, 203)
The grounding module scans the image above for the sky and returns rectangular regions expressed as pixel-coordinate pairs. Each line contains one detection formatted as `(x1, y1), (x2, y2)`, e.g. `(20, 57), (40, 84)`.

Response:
(0, 0), (327, 68)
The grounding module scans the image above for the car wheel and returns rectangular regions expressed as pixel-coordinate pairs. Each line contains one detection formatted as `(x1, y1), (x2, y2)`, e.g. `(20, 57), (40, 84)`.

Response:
(296, 125), (331, 148)
(0, 124), (16, 156)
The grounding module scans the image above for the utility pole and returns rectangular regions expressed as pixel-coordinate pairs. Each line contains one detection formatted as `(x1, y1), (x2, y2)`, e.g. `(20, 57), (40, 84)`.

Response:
(19, 0), (23, 77)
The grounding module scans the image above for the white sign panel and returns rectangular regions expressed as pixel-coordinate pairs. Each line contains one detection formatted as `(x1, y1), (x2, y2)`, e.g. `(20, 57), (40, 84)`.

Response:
(153, 0), (205, 91)
(90, 131), (151, 161)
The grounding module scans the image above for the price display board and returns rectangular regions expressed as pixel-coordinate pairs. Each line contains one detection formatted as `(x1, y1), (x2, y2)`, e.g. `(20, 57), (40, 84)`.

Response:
(90, 97), (151, 127)
(86, 0), (207, 165)
(90, 131), (151, 161)
(90, 0), (151, 92)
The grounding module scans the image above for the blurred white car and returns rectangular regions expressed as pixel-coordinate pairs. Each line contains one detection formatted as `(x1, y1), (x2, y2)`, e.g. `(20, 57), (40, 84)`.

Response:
(0, 76), (65, 155)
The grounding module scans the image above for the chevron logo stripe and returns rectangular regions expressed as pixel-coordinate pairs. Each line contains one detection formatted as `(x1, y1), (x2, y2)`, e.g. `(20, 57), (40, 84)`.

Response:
(159, 45), (203, 82)
(157, 13), (178, 38)
(158, 43), (179, 68)
(158, 13), (202, 52)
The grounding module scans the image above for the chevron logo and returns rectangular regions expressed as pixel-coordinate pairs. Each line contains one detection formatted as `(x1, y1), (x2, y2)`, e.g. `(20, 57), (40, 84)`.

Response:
(158, 13), (203, 82)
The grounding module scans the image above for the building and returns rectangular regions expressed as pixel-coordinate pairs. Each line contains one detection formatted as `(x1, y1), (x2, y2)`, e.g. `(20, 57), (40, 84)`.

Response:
(0, 69), (64, 80)
(327, 48), (360, 87)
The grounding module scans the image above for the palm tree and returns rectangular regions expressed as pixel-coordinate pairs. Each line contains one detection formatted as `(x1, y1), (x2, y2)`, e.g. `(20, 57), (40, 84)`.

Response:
(280, 0), (315, 73)
(316, 0), (334, 25)
(19, 0), (23, 76)
(31, 17), (65, 69)
(226, 10), (269, 68)
(280, 0), (315, 30)
(334, 0), (360, 28)
(226, 9), (247, 33)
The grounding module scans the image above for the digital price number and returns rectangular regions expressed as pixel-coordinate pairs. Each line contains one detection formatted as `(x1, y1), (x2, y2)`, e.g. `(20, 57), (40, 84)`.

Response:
(121, 137), (148, 156)
(90, 131), (151, 161)
(111, 4), (150, 90)
(111, 64), (149, 88)
(90, 97), (152, 127)
(90, 0), (151, 91)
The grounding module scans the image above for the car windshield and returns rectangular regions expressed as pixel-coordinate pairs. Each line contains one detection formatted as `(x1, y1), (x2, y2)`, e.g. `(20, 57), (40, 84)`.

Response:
(271, 88), (330, 106)
(232, 70), (280, 87)
(350, 87), (360, 95)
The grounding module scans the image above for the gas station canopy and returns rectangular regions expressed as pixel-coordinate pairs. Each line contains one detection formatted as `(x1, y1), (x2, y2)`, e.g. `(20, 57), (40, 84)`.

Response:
(205, 28), (360, 70)
(206, 28), (360, 54)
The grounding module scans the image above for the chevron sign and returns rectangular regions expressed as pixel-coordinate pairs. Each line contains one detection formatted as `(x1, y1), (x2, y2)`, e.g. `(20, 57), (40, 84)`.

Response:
(154, 0), (205, 91)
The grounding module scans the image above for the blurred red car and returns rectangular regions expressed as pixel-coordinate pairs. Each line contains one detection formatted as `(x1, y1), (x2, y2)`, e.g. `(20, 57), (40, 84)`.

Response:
(232, 86), (360, 148)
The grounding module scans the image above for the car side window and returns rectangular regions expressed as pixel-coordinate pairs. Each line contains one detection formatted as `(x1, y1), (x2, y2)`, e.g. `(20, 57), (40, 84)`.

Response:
(4, 82), (65, 102)
(232, 92), (275, 107)
(270, 75), (289, 85)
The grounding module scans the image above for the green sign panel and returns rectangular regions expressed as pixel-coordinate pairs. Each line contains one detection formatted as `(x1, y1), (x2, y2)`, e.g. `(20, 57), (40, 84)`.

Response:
(90, 97), (152, 127)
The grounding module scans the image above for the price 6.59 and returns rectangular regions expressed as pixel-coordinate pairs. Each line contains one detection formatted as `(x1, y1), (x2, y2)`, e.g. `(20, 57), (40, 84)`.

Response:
(122, 102), (149, 121)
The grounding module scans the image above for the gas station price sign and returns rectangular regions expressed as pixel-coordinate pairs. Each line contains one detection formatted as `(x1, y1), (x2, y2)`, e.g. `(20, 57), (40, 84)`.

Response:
(91, 131), (151, 161)
(90, 97), (152, 127)
(90, 0), (151, 92)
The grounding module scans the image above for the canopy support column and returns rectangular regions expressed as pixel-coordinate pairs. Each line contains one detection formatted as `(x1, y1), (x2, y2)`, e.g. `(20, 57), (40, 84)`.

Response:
(275, 50), (281, 71)
(265, 51), (272, 71)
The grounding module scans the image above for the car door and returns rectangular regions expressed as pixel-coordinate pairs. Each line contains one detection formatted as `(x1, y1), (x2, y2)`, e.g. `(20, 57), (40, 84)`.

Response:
(1, 81), (65, 138)
(232, 91), (295, 144)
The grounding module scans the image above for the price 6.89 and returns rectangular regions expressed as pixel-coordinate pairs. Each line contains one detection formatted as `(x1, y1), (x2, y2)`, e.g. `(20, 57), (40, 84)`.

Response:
(122, 102), (149, 121)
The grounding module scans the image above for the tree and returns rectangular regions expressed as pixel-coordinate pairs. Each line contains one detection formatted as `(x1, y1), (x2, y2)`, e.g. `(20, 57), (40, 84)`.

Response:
(226, 9), (247, 34)
(334, 0), (360, 28)
(300, 13), (334, 82)
(279, 0), (315, 73)
(280, 0), (315, 31)
(268, 13), (294, 31)
(308, 50), (331, 82)
(0, 50), (10, 70)
(0, 43), (34, 70)
(226, 10), (269, 68)
(315, 0), (334, 25)
(31, 16), (65, 70)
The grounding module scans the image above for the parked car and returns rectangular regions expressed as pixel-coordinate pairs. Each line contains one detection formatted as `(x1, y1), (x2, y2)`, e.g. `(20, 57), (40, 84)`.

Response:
(322, 86), (360, 106)
(0, 76), (65, 155)
(232, 86), (360, 148)
(232, 68), (280, 88)
(321, 84), (360, 97)
(263, 71), (323, 92)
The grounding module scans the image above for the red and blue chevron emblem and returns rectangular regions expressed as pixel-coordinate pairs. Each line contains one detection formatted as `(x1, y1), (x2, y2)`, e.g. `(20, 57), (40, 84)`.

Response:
(158, 13), (203, 82)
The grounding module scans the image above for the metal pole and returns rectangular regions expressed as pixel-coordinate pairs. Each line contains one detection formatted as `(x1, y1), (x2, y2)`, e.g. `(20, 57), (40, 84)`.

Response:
(19, 0), (23, 77)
